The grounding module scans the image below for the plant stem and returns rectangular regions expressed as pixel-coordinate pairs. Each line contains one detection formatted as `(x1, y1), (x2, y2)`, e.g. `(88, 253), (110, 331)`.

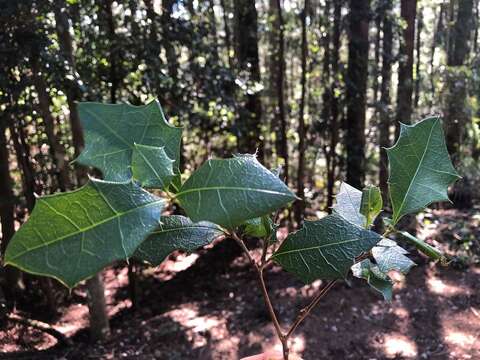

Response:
(285, 280), (337, 338)
(230, 232), (286, 343)
(230, 231), (337, 360)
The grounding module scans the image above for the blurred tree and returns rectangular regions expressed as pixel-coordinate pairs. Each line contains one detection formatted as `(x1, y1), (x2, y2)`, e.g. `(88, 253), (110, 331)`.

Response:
(346, 0), (370, 189)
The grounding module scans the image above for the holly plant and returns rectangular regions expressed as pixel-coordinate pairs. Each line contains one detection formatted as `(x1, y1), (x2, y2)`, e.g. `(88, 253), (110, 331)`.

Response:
(3, 100), (460, 359)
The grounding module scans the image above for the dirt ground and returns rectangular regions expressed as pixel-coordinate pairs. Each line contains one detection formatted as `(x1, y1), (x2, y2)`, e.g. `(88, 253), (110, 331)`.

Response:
(1, 209), (480, 360)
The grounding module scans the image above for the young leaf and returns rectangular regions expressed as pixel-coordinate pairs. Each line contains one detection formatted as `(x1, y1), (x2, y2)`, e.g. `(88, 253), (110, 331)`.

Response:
(332, 182), (365, 227)
(176, 155), (297, 228)
(76, 100), (182, 181)
(352, 259), (393, 301)
(133, 215), (224, 266)
(372, 239), (415, 274)
(4, 179), (165, 288)
(272, 213), (381, 282)
(131, 143), (174, 190)
(386, 117), (460, 225)
(360, 185), (383, 228)
(243, 216), (273, 238)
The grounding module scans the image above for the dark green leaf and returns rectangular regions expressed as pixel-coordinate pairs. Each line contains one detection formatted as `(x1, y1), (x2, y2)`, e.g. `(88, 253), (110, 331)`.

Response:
(352, 259), (393, 301)
(76, 100), (182, 181)
(272, 213), (381, 282)
(4, 179), (165, 288)
(131, 143), (175, 190)
(176, 154), (297, 228)
(332, 182), (365, 227)
(387, 117), (460, 225)
(134, 215), (223, 266)
(360, 185), (383, 228)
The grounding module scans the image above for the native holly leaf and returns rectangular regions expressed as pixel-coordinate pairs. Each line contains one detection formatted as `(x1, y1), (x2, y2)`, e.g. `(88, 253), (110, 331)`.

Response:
(332, 182), (365, 227)
(352, 259), (393, 301)
(272, 213), (381, 282)
(360, 185), (383, 228)
(133, 215), (224, 266)
(387, 117), (460, 225)
(131, 144), (175, 190)
(4, 179), (164, 288)
(76, 99), (182, 181)
(176, 154), (297, 228)
(372, 238), (415, 274)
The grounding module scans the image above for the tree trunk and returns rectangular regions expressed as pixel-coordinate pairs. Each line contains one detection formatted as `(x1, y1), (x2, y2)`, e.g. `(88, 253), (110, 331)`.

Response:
(274, 0), (289, 183)
(379, 0), (393, 203)
(414, 7), (423, 108)
(233, 0), (263, 159)
(294, 0), (309, 225)
(0, 115), (22, 298)
(326, 0), (342, 211)
(86, 273), (110, 342)
(345, 0), (370, 189)
(30, 57), (71, 192)
(445, 0), (474, 158)
(220, 0), (234, 69)
(395, 0), (417, 131)
(54, 1), (86, 182)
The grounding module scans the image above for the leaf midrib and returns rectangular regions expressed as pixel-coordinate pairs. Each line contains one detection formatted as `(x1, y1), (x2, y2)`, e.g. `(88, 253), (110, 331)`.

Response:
(6, 199), (164, 262)
(150, 225), (222, 235)
(176, 186), (294, 198)
(392, 120), (437, 223)
(273, 237), (359, 257)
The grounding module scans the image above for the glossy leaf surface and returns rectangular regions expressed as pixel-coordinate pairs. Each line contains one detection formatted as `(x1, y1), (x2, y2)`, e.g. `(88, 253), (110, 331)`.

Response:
(372, 239), (415, 274)
(4, 179), (164, 288)
(273, 214), (381, 282)
(76, 100), (182, 181)
(134, 215), (223, 266)
(176, 155), (296, 228)
(131, 144), (174, 190)
(387, 117), (460, 225)
(332, 182), (365, 227)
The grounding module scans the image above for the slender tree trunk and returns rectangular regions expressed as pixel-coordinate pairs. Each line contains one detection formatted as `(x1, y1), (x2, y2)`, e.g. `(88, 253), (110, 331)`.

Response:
(414, 7), (423, 108)
(54, 1), (86, 182)
(345, 0), (370, 189)
(379, 0), (393, 203)
(445, 0), (474, 158)
(326, 0), (342, 211)
(8, 118), (36, 212)
(86, 273), (110, 341)
(429, 4), (445, 111)
(54, 0), (111, 340)
(220, 0), (234, 69)
(30, 58), (71, 192)
(274, 0), (289, 183)
(295, 0), (309, 225)
(395, 0), (417, 131)
(233, 0), (263, 159)
(0, 115), (22, 298)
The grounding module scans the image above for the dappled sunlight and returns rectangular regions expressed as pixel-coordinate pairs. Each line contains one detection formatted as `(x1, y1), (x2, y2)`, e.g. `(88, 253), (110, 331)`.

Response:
(382, 334), (418, 358)
(165, 304), (234, 350)
(427, 276), (470, 296)
(445, 331), (477, 348)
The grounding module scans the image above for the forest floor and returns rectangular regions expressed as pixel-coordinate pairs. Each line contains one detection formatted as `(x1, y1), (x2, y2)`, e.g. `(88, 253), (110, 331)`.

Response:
(1, 209), (480, 360)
